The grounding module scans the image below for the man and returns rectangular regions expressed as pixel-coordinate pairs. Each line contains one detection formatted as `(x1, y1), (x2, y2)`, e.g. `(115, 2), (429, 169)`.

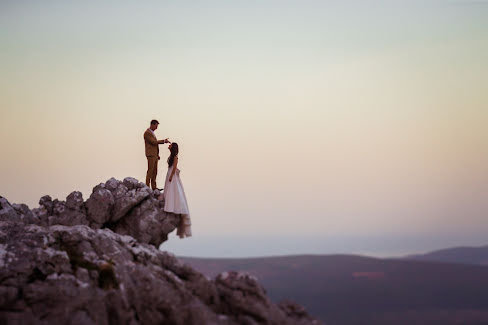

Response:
(144, 120), (169, 190)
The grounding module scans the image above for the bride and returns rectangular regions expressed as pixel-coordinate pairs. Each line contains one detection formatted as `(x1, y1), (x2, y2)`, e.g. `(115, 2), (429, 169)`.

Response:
(162, 142), (192, 238)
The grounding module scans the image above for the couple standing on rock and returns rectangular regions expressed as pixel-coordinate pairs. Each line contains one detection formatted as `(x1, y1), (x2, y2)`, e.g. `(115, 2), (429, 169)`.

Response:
(144, 119), (191, 239)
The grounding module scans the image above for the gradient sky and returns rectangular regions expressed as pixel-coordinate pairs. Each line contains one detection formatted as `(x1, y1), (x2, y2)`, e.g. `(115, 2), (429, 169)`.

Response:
(1, 0), (487, 257)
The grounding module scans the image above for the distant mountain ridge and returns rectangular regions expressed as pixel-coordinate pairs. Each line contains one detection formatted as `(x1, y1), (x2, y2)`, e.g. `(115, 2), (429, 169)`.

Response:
(404, 244), (488, 265)
(181, 253), (488, 325)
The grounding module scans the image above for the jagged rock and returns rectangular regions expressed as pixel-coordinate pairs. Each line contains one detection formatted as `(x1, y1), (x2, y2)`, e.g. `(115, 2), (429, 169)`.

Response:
(112, 187), (150, 223)
(213, 272), (317, 325)
(122, 177), (145, 190)
(0, 197), (20, 222)
(9, 177), (178, 247)
(0, 216), (320, 325)
(12, 203), (38, 224)
(112, 194), (178, 246)
(86, 187), (114, 226)
(104, 177), (120, 191)
(66, 191), (84, 210)
(0, 178), (321, 324)
(279, 300), (316, 324)
(87, 177), (178, 245)
(39, 195), (53, 215)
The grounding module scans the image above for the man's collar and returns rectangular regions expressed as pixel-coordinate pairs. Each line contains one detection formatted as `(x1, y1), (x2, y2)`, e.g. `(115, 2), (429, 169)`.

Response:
(148, 128), (157, 138)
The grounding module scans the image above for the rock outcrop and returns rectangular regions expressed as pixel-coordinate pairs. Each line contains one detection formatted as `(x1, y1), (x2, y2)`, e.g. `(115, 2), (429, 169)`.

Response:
(0, 178), (320, 325)
(17, 177), (179, 247)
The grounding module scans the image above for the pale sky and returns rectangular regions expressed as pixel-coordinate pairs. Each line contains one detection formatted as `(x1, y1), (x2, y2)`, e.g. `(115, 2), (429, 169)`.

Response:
(1, 0), (487, 257)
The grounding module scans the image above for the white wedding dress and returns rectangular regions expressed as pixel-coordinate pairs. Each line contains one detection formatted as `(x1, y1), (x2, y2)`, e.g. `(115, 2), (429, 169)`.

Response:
(163, 165), (192, 238)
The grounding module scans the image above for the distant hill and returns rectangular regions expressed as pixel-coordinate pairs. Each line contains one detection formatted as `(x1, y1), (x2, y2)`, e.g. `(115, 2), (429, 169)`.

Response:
(180, 254), (488, 325)
(404, 245), (488, 265)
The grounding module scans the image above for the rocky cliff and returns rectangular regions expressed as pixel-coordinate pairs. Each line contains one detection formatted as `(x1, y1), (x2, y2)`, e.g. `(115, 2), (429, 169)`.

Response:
(0, 177), (320, 325)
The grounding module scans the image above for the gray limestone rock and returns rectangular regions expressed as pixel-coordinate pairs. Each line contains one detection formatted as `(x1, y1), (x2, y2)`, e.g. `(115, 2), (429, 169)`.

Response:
(4, 178), (174, 247)
(0, 197), (19, 222)
(66, 191), (84, 210)
(111, 187), (150, 223)
(0, 178), (321, 324)
(122, 176), (145, 190)
(86, 188), (114, 225)
(39, 195), (53, 215)
(0, 217), (320, 325)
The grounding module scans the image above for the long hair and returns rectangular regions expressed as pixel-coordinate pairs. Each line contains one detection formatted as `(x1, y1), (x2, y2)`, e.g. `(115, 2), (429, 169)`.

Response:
(167, 143), (179, 168)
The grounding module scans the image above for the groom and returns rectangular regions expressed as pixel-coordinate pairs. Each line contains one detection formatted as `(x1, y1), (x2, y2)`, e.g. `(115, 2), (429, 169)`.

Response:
(144, 120), (169, 190)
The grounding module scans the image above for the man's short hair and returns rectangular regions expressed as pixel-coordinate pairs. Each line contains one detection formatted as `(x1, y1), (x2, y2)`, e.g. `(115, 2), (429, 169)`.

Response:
(150, 120), (159, 125)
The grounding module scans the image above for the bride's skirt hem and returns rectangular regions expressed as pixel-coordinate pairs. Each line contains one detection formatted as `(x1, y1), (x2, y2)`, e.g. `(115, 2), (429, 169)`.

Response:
(176, 214), (192, 239)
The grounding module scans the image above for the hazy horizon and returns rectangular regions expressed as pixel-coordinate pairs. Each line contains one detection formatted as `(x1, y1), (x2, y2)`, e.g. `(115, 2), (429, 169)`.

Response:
(1, 0), (487, 258)
(163, 232), (488, 259)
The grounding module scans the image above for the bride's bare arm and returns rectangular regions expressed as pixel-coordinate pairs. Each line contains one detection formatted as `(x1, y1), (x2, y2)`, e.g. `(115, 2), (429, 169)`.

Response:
(169, 157), (178, 182)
